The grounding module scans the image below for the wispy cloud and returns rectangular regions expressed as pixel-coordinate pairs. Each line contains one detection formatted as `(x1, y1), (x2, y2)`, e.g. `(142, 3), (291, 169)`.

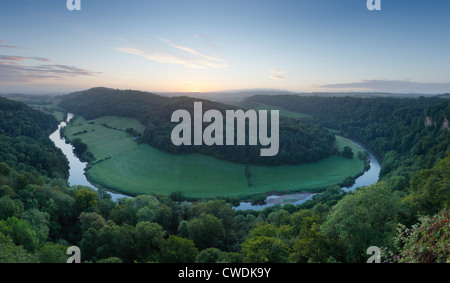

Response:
(320, 79), (450, 94)
(194, 34), (222, 50)
(0, 55), (50, 62)
(269, 69), (286, 80)
(270, 75), (286, 81)
(0, 40), (22, 50)
(0, 45), (22, 49)
(161, 38), (225, 64)
(115, 37), (228, 69)
(0, 55), (101, 82)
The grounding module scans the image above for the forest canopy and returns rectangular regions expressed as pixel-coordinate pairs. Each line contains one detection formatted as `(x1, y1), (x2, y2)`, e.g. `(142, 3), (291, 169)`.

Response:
(0, 97), (68, 179)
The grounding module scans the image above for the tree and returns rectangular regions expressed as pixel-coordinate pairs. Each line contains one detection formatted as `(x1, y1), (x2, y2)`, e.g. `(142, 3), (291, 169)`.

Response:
(16, 174), (29, 191)
(321, 182), (405, 262)
(0, 232), (38, 263)
(22, 208), (50, 248)
(71, 138), (88, 157)
(79, 227), (99, 261)
(404, 155), (450, 216)
(187, 213), (225, 250)
(290, 223), (329, 263)
(0, 162), (12, 177)
(135, 221), (166, 262)
(0, 217), (38, 252)
(109, 204), (131, 226)
(73, 188), (98, 212)
(162, 235), (198, 263)
(241, 235), (290, 263)
(0, 196), (24, 221)
(36, 242), (67, 263)
(121, 195), (159, 225)
(96, 223), (136, 263)
(289, 209), (330, 263)
(0, 185), (15, 198)
(79, 212), (106, 233)
(268, 209), (291, 227)
(196, 248), (225, 263)
(155, 204), (176, 233)
(341, 146), (354, 159)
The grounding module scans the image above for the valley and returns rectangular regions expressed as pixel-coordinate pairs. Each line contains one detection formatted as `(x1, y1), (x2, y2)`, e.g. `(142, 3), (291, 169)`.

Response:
(61, 113), (367, 200)
(1, 89), (447, 264)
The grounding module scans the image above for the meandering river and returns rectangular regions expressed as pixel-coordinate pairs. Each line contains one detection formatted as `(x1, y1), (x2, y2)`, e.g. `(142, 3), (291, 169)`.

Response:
(49, 114), (128, 202)
(235, 143), (381, 210)
(50, 114), (381, 208)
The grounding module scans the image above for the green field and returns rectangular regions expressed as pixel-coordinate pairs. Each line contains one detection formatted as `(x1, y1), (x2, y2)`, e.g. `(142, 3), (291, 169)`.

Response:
(64, 115), (365, 199)
(52, 111), (65, 122)
(64, 116), (145, 161)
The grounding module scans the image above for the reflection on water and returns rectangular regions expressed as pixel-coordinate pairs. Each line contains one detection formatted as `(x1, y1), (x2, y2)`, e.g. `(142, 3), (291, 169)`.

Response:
(49, 113), (128, 202)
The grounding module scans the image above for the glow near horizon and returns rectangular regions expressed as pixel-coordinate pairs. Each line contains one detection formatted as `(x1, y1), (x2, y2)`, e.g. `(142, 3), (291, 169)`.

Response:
(1, 0), (450, 95)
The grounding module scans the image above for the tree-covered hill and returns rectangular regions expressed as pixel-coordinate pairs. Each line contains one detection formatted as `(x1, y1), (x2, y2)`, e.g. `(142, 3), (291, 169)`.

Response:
(0, 96), (68, 180)
(59, 87), (336, 166)
(241, 95), (450, 186)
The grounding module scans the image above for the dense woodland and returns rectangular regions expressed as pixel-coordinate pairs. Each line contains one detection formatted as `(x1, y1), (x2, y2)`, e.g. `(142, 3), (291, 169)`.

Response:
(0, 92), (448, 263)
(242, 95), (450, 185)
(59, 88), (336, 165)
(0, 97), (68, 180)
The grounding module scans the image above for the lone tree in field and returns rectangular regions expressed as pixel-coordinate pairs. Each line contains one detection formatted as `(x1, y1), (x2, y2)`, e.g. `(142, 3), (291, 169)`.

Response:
(342, 146), (354, 159)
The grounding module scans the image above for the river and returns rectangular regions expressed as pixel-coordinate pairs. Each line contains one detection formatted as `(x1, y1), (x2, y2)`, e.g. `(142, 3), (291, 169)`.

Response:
(235, 142), (381, 210)
(49, 114), (128, 202)
(50, 114), (381, 208)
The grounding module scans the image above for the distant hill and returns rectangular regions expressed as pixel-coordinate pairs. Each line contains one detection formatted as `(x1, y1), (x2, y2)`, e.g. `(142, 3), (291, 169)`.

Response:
(59, 87), (337, 166)
(156, 90), (440, 104)
(437, 93), (450, 98)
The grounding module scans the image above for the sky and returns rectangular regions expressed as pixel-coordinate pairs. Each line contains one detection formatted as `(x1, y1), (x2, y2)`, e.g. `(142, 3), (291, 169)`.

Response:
(1, 0), (450, 95)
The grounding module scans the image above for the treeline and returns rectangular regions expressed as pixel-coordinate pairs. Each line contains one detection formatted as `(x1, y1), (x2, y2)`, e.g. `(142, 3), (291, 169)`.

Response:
(242, 95), (450, 186)
(0, 97), (68, 180)
(58, 88), (336, 166)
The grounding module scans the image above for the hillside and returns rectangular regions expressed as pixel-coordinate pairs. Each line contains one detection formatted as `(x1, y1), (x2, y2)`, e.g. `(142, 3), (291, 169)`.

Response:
(241, 95), (450, 187)
(0, 96), (69, 179)
(59, 88), (336, 166)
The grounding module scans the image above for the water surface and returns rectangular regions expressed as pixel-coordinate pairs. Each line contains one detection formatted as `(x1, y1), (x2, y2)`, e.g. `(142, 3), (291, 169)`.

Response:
(49, 114), (128, 202)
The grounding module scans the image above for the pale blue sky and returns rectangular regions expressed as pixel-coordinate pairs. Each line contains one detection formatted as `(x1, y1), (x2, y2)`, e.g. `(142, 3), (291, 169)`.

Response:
(1, 0), (450, 94)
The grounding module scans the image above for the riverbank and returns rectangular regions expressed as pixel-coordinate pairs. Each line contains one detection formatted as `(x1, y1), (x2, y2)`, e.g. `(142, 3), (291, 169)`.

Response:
(49, 114), (130, 201)
(52, 113), (379, 207)
(235, 143), (381, 210)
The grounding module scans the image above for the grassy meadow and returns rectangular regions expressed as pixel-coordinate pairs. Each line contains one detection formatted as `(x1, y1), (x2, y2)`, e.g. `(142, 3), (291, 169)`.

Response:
(64, 115), (365, 199)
